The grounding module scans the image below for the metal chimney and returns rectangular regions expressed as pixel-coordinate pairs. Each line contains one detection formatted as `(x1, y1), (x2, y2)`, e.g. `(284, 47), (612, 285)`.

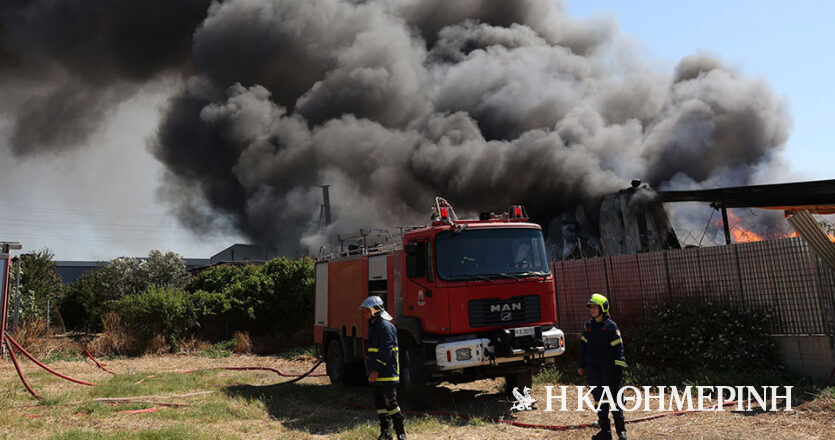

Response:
(321, 185), (331, 226)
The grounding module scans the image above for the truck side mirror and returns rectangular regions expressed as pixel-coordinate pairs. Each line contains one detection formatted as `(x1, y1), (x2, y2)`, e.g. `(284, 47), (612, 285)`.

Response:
(406, 242), (426, 278)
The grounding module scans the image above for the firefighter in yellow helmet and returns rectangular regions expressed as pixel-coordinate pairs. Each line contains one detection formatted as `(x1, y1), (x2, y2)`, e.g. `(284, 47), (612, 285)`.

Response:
(578, 293), (628, 440)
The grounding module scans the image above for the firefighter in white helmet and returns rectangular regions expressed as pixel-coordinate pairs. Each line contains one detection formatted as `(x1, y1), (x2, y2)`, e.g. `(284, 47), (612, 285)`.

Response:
(360, 296), (406, 440)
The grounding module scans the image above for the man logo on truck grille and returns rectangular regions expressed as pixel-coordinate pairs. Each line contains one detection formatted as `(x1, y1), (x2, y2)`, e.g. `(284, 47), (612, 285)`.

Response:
(501, 311), (512, 321)
(491, 303), (522, 313)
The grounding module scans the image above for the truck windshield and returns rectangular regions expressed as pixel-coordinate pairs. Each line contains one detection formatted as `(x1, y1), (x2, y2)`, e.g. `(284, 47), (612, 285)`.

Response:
(435, 228), (551, 281)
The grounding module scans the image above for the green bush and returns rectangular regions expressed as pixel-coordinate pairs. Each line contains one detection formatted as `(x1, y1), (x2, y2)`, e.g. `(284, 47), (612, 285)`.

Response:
(63, 255), (315, 351)
(184, 257), (315, 338)
(109, 287), (227, 344)
(61, 269), (107, 332)
(15, 249), (65, 324)
(61, 250), (189, 332)
(627, 301), (777, 372)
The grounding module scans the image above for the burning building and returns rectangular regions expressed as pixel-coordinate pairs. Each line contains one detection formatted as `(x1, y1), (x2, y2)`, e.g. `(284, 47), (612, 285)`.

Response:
(548, 178), (835, 260)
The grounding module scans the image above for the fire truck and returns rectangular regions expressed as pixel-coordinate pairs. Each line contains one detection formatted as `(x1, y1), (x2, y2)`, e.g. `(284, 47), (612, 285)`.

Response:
(313, 198), (565, 402)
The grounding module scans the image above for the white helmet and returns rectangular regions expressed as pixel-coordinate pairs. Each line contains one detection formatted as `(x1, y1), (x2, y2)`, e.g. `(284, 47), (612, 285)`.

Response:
(359, 296), (393, 321)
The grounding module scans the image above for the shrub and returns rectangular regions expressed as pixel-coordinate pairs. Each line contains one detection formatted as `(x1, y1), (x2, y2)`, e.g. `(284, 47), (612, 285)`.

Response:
(109, 287), (228, 351)
(61, 269), (107, 332)
(627, 301), (777, 373)
(231, 331), (252, 354)
(16, 249), (65, 325)
(89, 311), (141, 355)
(184, 257), (315, 341)
(61, 250), (189, 332)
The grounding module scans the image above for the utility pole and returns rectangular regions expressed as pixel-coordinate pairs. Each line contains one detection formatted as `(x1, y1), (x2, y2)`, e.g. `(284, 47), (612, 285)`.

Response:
(12, 257), (20, 333)
(0, 241), (22, 359)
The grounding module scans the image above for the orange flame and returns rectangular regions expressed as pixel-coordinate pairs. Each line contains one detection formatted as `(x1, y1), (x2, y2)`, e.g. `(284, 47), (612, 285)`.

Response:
(716, 210), (835, 243)
(715, 210), (765, 243)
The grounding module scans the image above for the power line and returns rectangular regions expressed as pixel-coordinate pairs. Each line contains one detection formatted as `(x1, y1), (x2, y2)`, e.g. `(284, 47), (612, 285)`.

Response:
(0, 203), (176, 220)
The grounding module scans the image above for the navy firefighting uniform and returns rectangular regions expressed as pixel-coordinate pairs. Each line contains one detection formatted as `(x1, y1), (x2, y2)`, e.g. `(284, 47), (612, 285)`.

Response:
(367, 316), (404, 433)
(579, 316), (627, 427)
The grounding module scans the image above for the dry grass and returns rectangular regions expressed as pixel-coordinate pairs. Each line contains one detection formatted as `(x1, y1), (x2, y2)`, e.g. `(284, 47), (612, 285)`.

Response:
(0, 353), (832, 440)
(176, 336), (211, 355)
(231, 332), (251, 354)
(88, 312), (142, 356)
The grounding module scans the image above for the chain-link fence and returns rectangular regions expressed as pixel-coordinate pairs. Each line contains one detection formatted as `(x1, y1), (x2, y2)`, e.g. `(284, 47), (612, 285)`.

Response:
(553, 237), (835, 336)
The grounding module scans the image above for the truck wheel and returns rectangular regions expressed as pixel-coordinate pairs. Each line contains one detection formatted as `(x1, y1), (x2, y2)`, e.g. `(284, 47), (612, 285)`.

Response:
(504, 370), (534, 397)
(326, 339), (346, 384)
(399, 348), (429, 408)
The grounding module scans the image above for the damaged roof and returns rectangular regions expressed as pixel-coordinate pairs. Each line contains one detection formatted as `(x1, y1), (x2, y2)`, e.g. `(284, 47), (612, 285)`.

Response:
(657, 179), (835, 214)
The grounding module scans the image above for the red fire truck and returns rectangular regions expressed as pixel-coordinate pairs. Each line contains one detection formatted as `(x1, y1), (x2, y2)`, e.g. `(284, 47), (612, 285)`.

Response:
(313, 198), (565, 402)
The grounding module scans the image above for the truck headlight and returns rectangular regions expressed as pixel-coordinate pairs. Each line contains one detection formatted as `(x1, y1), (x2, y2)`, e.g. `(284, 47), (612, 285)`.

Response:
(541, 327), (564, 349)
(455, 347), (472, 361)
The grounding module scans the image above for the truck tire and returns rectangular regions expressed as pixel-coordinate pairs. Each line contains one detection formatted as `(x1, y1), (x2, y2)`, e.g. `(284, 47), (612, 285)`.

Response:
(326, 339), (347, 384)
(399, 348), (429, 408)
(504, 370), (534, 397)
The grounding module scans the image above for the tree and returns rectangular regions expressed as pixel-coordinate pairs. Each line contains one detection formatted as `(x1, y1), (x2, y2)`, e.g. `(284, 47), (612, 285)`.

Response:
(140, 250), (189, 289)
(60, 250), (189, 332)
(18, 249), (64, 323)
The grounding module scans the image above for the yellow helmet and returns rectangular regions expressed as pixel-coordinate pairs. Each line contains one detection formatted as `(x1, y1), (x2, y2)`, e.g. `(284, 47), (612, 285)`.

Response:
(586, 293), (610, 313)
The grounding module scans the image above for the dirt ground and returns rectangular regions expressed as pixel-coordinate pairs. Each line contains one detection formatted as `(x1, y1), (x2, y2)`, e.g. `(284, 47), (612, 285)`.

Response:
(1, 354), (832, 440)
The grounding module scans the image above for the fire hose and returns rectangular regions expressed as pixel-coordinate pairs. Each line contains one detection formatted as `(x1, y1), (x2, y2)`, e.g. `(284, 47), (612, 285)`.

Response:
(84, 348), (115, 375)
(4, 338), (42, 400)
(4, 334), (97, 387)
(3, 337), (739, 432)
(182, 363), (327, 379)
(340, 397), (741, 432)
(2, 333), (325, 400)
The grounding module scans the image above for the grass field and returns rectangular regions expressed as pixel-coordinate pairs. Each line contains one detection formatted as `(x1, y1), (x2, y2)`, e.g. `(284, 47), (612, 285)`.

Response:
(1, 352), (833, 440)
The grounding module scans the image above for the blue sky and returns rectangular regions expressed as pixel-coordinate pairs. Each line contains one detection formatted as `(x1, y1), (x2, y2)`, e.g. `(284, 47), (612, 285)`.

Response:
(568, 1), (834, 180)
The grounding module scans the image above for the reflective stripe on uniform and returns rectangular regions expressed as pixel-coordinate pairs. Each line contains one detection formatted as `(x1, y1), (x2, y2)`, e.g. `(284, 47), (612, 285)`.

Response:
(368, 348), (379, 352)
(387, 407), (401, 415)
(610, 338), (622, 346)
(376, 376), (400, 382)
(580, 336), (588, 343)
(614, 360), (627, 367)
(376, 409), (387, 414)
(376, 359), (387, 366)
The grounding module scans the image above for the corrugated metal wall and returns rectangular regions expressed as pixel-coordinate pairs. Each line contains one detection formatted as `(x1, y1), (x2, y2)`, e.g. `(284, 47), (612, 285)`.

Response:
(553, 237), (835, 336)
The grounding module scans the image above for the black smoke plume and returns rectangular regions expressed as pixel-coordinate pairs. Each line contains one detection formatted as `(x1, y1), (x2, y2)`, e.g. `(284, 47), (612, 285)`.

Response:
(0, 0), (791, 254)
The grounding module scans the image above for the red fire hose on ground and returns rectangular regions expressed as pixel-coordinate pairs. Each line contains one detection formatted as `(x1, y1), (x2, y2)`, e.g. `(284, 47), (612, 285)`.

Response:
(1, 337), (740, 432)
(342, 398), (741, 432)
(5, 334), (97, 388)
(2, 332), (326, 400)
(84, 348), (115, 375)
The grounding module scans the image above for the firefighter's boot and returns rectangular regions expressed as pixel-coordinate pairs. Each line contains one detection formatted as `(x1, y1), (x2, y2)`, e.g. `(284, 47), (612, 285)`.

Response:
(614, 417), (627, 440)
(377, 415), (393, 440)
(591, 418), (612, 440)
(392, 411), (406, 440)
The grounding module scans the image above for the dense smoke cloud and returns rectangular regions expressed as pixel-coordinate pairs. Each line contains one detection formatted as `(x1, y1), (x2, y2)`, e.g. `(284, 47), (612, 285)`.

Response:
(0, 0), (792, 254)
(0, 0), (210, 154)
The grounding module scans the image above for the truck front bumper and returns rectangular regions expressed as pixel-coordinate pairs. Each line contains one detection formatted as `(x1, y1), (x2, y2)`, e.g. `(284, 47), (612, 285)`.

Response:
(433, 326), (565, 371)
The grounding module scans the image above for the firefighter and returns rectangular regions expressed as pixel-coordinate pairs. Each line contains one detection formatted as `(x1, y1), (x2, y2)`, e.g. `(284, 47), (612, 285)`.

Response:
(360, 296), (407, 440)
(577, 293), (628, 440)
